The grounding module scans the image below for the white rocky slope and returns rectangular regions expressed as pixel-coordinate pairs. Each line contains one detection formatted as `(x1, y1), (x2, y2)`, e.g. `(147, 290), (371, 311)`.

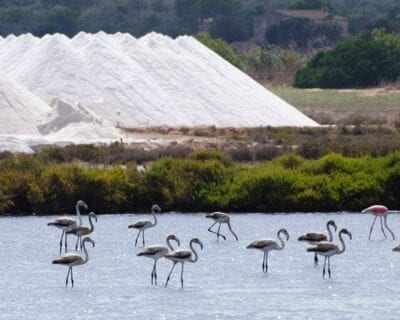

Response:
(0, 32), (319, 152)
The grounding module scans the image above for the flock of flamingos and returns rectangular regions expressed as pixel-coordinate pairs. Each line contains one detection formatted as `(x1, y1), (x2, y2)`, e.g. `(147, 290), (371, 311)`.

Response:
(47, 200), (400, 288)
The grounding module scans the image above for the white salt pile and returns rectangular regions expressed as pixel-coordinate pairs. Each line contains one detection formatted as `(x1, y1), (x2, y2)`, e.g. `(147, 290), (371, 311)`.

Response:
(0, 32), (318, 152)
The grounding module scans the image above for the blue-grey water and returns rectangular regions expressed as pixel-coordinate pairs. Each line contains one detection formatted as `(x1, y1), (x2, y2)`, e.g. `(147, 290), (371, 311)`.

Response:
(1, 213), (400, 319)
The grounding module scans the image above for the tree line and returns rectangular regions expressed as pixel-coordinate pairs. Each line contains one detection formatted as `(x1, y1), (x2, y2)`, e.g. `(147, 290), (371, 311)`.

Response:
(1, 150), (400, 215)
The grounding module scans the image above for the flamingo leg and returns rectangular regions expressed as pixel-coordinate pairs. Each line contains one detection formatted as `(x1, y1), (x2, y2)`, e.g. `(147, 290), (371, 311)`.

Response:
(328, 257), (331, 279)
(154, 260), (158, 286)
(135, 230), (141, 247)
(142, 230), (145, 247)
(165, 262), (177, 287)
(208, 222), (226, 241)
(71, 267), (74, 287)
(379, 216), (387, 239)
(265, 252), (269, 273)
(80, 236), (84, 251)
(368, 216), (378, 240)
(262, 252), (266, 272)
(151, 260), (157, 285)
(65, 266), (71, 287)
(75, 235), (80, 251)
(217, 223), (222, 242)
(180, 262), (185, 288)
(314, 252), (318, 266)
(64, 232), (68, 253)
(322, 257), (327, 279)
(59, 230), (65, 255)
(227, 222), (239, 241)
(384, 216), (396, 240)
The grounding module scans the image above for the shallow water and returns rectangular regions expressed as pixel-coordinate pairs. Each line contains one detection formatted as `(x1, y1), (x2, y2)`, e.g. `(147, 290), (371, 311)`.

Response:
(1, 213), (400, 319)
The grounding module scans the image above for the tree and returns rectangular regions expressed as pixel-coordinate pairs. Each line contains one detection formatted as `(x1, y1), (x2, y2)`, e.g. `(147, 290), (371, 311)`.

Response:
(194, 32), (242, 68)
(294, 29), (400, 88)
(288, 0), (332, 10)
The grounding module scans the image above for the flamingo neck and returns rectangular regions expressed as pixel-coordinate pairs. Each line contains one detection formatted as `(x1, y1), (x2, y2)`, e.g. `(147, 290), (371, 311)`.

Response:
(337, 231), (347, 254)
(276, 231), (286, 250)
(88, 215), (95, 233)
(76, 203), (83, 227)
(82, 240), (90, 263)
(166, 237), (178, 251)
(189, 240), (199, 263)
(151, 208), (158, 227)
(327, 223), (334, 242)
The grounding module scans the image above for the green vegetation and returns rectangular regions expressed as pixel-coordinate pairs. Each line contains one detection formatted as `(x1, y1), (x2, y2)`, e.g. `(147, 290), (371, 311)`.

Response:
(2, 150), (400, 214)
(0, 0), (399, 41)
(194, 33), (242, 68)
(294, 29), (400, 88)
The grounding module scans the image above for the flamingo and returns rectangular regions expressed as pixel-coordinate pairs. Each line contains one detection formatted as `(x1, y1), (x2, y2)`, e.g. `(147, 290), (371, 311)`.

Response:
(67, 212), (97, 251)
(247, 228), (289, 273)
(205, 212), (239, 241)
(298, 220), (337, 265)
(47, 200), (88, 254)
(52, 237), (95, 287)
(164, 238), (203, 288)
(128, 204), (161, 247)
(307, 228), (352, 279)
(362, 205), (395, 240)
(137, 234), (180, 285)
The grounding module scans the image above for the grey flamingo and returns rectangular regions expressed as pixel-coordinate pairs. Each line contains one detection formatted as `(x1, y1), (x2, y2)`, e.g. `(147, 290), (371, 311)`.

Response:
(164, 238), (203, 288)
(298, 220), (337, 265)
(206, 212), (238, 241)
(52, 237), (95, 287)
(128, 204), (161, 246)
(247, 228), (289, 273)
(137, 234), (180, 285)
(47, 200), (88, 254)
(67, 212), (97, 251)
(362, 205), (395, 240)
(307, 228), (352, 279)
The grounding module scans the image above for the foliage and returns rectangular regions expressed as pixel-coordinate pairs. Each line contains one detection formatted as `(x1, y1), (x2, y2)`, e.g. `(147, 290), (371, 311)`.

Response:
(294, 29), (400, 88)
(265, 17), (342, 48)
(1, 149), (400, 214)
(288, 0), (332, 10)
(194, 32), (242, 68)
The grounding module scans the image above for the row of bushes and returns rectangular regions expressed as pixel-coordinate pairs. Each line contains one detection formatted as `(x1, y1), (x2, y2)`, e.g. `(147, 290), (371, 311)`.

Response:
(1, 150), (400, 215)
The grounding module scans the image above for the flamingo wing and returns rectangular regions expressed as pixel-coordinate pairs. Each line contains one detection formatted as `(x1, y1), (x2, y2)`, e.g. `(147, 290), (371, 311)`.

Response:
(247, 239), (276, 250)
(165, 249), (191, 260)
(129, 220), (151, 229)
(52, 253), (83, 265)
(298, 232), (327, 242)
(138, 245), (167, 257)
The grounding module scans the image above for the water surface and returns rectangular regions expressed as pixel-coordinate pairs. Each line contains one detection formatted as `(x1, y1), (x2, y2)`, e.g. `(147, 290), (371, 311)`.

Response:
(1, 213), (399, 319)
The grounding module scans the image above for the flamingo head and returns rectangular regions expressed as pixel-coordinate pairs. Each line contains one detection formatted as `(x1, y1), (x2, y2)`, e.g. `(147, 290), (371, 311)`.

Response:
(327, 220), (337, 231)
(167, 234), (180, 246)
(82, 237), (95, 248)
(279, 228), (290, 241)
(151, 204), (161, 213)
(77, 200), (88, 210)
(340, 228), (352, 240)
(191, 238), (203, 250)
(89, 212), (98, 223)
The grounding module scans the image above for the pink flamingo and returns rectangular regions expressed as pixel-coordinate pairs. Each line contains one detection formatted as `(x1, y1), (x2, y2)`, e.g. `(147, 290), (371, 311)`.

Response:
(362, 205), (395, 240)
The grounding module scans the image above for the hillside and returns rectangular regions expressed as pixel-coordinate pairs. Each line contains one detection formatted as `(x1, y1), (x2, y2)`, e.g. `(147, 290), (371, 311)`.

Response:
(0, 0), (398, 41)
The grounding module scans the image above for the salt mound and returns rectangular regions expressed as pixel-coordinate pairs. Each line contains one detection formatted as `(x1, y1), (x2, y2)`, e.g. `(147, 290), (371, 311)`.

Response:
(0, 73), (50, 135)
(0, 31), (318, 152)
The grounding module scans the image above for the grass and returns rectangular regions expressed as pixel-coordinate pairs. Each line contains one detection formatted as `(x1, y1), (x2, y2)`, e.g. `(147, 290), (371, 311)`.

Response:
(267, 86), (400, 112)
